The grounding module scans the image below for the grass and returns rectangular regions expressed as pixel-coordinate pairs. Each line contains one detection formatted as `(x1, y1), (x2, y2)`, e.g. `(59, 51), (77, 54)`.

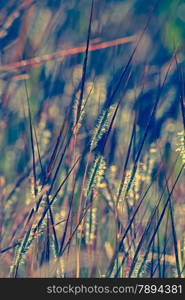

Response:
(0, 0), (185, 278)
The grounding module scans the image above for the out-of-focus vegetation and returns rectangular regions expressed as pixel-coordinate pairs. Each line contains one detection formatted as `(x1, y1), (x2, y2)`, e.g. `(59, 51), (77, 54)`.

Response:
(0, 0), (185, 278)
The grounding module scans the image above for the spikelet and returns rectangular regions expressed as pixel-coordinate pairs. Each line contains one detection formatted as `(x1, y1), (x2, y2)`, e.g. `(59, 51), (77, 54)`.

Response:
(85, 207), (97, 245)
(9, 179), (49, 277)
(85, 189), (98, 246)
(104, 241), (114, 260)
(73, 94), (86, 133)
(90, 105), (115, 151)
(10, 210), (48, 277)
(176, 131), (185, 165)
(9, 226), (32, 277)
(85, 155), (106, 197)
(123, 145), (156, 205)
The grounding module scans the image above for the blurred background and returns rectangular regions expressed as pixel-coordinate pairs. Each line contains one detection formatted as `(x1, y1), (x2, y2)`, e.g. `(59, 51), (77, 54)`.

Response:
(0, 0), (185, 181)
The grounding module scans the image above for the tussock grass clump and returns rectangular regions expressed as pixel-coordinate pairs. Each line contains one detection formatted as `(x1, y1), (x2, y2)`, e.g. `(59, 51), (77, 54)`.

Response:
(0, 0), (184, 279)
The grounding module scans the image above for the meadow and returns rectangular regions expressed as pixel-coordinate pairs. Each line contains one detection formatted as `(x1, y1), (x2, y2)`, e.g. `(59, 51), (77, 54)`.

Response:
(0, 0), (185, 278)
